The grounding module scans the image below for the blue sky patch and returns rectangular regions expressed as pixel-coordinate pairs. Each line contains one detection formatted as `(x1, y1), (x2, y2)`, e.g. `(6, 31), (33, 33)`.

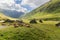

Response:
(14, 0), (22, 4)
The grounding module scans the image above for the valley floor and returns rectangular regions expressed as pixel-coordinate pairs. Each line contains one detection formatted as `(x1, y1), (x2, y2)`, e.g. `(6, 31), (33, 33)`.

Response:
(0, 21), (60, 40)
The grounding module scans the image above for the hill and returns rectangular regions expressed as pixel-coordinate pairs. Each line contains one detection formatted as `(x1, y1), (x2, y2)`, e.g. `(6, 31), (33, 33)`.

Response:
(0, 9), (24, 18)
(23, 0), (60, 21)
(0, 0), (60, 40)
(0, 13), (18, 20)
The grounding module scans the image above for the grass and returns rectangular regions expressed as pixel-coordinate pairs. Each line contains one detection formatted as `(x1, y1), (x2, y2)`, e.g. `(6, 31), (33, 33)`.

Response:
(24, 0), (60, 19)
(0, 13), (18, 20)
(22, 12), (60, 21)
(0, 21), (60, 40)
(16, 0), (60, 40)
(0, 0), (60, 40)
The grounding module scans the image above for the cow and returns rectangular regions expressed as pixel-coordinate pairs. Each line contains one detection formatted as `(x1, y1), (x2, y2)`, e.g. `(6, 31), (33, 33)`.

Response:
(3, 19), (14, 23)
(14, 24), (19, 28)
(39, 19), (43, 23)
(56, 22), (60, 27)
(30, 19), (37, 24)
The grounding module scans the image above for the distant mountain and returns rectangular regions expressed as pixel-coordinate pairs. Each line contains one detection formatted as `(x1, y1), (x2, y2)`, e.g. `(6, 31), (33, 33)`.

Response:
(0, 13), (18, 20)
(0, 9), (24, 18)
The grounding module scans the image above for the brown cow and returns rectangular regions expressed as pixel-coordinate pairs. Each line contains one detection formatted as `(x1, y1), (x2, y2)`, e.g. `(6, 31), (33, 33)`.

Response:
(14, 24), (19, 28)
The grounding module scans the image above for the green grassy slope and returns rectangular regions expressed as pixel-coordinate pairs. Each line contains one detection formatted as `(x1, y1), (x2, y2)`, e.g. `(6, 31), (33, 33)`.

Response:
(0, 21), (60, 40)
(0, 26), (51, 40)
(0, 13), (18, 20)
(23, 0), (60, 21)
(0, 0), (60, 40)
(0, 13), (19, 27)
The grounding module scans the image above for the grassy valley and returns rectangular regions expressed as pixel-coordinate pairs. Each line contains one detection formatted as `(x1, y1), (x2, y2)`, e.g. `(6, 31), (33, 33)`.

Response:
(0, 0), (60, 40)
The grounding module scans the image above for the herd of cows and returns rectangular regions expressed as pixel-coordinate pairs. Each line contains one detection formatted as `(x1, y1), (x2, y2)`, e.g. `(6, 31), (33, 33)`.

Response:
(0, 19), (60, 28)
(0, 19), (30, 28)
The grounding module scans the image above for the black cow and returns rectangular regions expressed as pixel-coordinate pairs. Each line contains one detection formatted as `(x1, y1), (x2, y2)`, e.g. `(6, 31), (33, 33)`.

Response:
(56, 23), (60, 27)
(39, 19), (43, 23)
(16, 20), (24, 23)
(3, 19), (14, 23)
(30, 19), (37, 24)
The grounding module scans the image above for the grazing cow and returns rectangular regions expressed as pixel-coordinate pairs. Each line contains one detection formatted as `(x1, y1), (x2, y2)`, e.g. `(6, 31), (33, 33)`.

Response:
(22, 23), (30, 27)
(3, 19), (14, 23)
(30, 19), (37, 24)
(25, 24), (30, 27)
(56, 23), (60, 27)
(2, 23), (5, 26)
(39, 19), (43, 23)
(16, 20), (24, 23)
(16, 20), (23, 23)
(14, 24), (19, 28)
(14, 23), (30, 28)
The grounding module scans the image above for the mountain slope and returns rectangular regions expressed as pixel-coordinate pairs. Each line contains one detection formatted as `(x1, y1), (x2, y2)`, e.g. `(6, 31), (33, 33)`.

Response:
(0, 0), (60, 40)
(0, 13), (18, 20)
(24, 0), (60, 21)
(0, 9), (24, 18)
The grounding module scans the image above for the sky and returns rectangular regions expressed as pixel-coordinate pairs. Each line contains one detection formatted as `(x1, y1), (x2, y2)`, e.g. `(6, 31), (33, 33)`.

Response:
(0, 0), (50, 13)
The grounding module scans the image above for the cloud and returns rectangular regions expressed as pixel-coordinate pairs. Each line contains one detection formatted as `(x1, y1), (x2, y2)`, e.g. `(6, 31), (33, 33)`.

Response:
(21, 0), (50, 8)
(0, 0), (28, 13)
(0, 0), (50, 13)
(21, 0), (37, 9)
(21, 0), (50, 12)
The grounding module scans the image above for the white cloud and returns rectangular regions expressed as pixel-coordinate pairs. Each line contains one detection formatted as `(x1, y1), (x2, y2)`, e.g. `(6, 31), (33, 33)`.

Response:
(21, 0), (36, 9)
(21, 0), (50, 9)
(0, 0), (14, 6)
(0, 0), (50, 13)
(0, 0), (27, 13)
